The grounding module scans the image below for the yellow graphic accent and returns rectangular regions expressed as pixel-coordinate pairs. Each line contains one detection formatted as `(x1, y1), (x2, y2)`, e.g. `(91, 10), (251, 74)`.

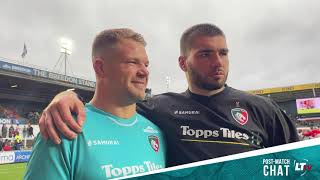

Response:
(298, 108), (320, 114)
(181, 139), (250, 146)
(247, 82), (320, 95)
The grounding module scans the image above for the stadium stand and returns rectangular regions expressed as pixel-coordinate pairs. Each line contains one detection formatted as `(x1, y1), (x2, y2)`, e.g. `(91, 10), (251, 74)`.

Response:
(0, 57), (94, 155)
(248, 83), (320, 140)
(0, 57), (96, 180)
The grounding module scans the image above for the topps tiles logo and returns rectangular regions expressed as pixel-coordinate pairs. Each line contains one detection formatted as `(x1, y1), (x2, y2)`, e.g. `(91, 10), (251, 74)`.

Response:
(181, 126), (249, 140)
(101, 161), (163, 178)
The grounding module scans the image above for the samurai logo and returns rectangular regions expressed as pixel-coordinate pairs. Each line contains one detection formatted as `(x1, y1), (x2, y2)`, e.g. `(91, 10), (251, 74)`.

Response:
(87, 140), (92, 147)
(231, 108), (249, 125)
(148, 135), (159, 152)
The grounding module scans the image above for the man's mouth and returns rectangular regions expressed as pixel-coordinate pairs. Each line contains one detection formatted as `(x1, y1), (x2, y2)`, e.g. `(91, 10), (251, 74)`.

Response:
(209, 70), (224, 77)
(132, 81), (146, 84)
(132, 81), (147, 88)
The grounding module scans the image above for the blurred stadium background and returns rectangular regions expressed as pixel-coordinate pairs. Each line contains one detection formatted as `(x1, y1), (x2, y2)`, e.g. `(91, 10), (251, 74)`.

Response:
(0, 57), (95, 179)
(0, 57), (319, 179)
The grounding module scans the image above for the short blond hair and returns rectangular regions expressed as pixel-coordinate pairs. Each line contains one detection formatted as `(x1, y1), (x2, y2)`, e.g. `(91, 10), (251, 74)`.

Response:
(92, 28), (146, 57)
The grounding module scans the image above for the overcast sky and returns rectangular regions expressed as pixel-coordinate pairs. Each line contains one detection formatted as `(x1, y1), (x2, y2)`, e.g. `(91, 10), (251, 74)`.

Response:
(1, 0), (319, 94)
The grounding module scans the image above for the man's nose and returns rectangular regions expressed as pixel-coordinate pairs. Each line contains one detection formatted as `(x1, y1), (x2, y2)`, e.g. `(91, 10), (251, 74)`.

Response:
(137, 64), (149, 77)
(210, 53), (223, 67)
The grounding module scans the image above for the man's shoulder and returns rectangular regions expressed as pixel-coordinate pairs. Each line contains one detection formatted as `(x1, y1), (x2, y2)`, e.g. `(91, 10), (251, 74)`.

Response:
(150, 92), (187, 100)
(136, 113), (162, 129)
(228, 87), (273, 106)
(140, 91), (189, 106)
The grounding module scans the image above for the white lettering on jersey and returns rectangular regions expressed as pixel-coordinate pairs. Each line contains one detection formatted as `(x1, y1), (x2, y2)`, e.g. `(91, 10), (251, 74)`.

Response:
(181, 126), (219, 138)
(101, 164), (145, 178)
(87, 139), (120, 147)
(220, 128), (249, 140)
(181, 126), (249, 140)
(144, 161), (163, 171)
(174, 110), (200, 115)
(101, 162), (163, 178)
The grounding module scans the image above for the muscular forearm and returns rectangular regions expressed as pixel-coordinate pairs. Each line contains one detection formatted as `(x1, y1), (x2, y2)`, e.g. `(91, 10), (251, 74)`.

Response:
(39, 89), (86, 144)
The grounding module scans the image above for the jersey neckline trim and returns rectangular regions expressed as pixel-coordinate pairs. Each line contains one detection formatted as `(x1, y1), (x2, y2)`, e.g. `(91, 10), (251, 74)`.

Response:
(184, 85), (230, 104)
(85, 103), (138, 127)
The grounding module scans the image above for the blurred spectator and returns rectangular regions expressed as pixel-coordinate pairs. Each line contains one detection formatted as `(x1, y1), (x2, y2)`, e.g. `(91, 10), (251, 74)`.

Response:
(8, 125), (14, 138)
(23, 125), (27, 138)
(0, 137), (3, 151)
(303, 128), (320, 138)
(15, 124), (21, 135)
(2, 139), (7, 149)
(14, 132), (23, 150)
(1, 124), (8, 138)
(297, 129), (303, 140)
(27, 111), (41, 124)
(0, 113), (5, 118)
(27, 123), (34, 138)
(3, 140), (12, 151)
(0, 105), (7, 118)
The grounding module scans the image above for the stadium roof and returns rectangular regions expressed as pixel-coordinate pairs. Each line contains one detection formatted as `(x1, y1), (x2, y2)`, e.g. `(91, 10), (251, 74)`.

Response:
(0, 58), (94, 103)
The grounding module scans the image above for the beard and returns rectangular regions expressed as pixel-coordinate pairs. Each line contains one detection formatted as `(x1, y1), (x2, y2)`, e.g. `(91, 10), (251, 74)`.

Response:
(188, 66), (228, 91)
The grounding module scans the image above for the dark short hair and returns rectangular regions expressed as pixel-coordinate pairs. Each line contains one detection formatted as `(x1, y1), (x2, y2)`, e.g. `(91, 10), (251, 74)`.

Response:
(92, 28), (146, 57)
(180, 23), (225, 56)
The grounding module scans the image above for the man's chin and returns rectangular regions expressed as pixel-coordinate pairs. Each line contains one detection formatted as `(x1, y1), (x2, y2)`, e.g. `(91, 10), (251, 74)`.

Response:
(136, 94), (145, 101)
(130, 92), (145, 102)
(199, 81), (225, 91)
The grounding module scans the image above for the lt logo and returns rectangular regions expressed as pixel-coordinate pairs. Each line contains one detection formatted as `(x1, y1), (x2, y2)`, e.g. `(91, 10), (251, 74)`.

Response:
(294, 159), (312, 176)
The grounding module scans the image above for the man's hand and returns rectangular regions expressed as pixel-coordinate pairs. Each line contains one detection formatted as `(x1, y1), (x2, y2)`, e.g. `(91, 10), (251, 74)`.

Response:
(38, 90), (86, 144)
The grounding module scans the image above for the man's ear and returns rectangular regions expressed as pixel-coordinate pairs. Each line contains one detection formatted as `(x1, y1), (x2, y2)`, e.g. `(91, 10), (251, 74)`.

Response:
(178, 56), (187, 72)
(93, 57), (105, 78)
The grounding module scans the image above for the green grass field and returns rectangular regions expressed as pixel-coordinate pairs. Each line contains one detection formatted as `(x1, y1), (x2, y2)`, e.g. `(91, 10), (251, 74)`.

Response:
(0, 163), (27, 180)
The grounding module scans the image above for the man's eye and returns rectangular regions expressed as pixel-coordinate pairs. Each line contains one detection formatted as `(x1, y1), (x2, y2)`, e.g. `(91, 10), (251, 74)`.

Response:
(219, 50), (229, 56)
(199, 53), (210, 57)
(219, 52), (226, 56)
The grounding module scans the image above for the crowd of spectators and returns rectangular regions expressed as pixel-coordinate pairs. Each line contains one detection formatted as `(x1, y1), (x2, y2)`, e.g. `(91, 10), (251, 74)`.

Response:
(1, 124), (34, 138)
(26, 111), (41, 124)
(0, 123), (34, 151)
(0, 105), (41, 124)
(0, 105), (21, 119)
(297, 127), (320, 140)
(295, 119), (320, 140)
(0, 103), (41, 151)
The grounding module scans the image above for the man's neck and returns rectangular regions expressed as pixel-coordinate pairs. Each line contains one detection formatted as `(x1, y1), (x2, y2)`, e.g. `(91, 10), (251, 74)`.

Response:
(90, 92), (136, 119)
(189, 85), (225, 96)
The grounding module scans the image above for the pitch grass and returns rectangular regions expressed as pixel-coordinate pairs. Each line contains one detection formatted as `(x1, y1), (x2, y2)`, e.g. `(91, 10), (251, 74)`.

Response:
(0, 163), (27, 180)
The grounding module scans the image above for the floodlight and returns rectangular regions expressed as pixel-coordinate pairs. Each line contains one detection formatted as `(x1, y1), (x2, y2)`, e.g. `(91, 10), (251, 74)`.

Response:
(59, 37), (72, 55)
